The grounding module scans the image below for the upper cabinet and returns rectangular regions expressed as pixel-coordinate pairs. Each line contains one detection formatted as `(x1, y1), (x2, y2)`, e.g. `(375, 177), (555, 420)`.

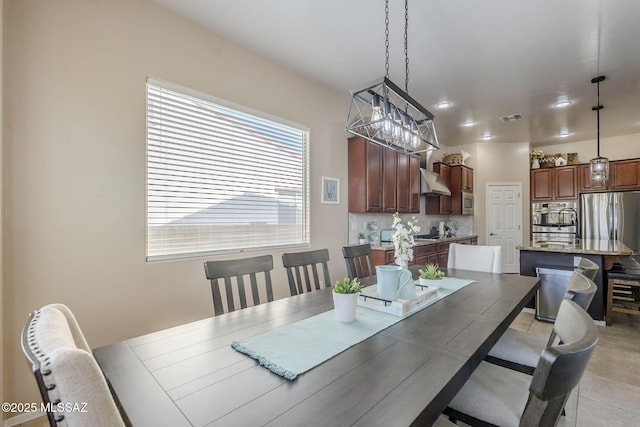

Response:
(578, 159), (640, 192)
(425, 163), (451, 215)
(531, 166), (577, 201)
(348, 136), (420, 213)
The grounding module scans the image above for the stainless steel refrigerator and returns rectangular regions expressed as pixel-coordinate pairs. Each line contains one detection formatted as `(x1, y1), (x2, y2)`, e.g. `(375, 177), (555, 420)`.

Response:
(581, 191), (640, 254)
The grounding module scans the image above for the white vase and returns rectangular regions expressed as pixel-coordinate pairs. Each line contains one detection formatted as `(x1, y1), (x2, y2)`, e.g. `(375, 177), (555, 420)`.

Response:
(333, 292), (359, 322)
(359, 239), (368, 244)
(419, 277), (443, 289)
(395, 259), (409, 270)
(531, 158), (540, 169)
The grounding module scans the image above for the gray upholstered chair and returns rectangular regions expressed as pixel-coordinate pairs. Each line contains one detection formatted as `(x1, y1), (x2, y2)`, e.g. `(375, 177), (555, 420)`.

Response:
(576, 257), (599, 280)
(447, 243), (502, 273)
(342, 243), (374, 280)
(282, 249), (331, 295)
(444, 299), (598, 427)
(485, 271), (597, 375)
(21, 304), (126, 427)
(204, 254), (274, 315)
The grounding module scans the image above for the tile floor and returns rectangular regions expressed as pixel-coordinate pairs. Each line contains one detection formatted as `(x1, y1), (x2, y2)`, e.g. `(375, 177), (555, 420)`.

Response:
(15, 311), (640, 427)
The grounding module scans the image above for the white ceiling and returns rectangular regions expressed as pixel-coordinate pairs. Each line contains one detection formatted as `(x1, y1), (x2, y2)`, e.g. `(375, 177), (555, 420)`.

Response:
(150, 0), (640, 147)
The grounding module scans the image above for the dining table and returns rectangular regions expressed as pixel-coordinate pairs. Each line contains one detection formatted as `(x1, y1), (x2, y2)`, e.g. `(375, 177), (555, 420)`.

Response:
(94, 268), (539, 427)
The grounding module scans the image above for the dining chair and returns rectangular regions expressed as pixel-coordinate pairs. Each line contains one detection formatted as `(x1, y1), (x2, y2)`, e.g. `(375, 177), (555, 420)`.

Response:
(203, 254), (274, 316)
(447, 243), (502, 273)
(342, 243), (374, 280)
(282, 249), (331, 295)
(576, 256), (599, 280)
(444, 298), (598, 427)
(485, 271), (597, 375)
(21, 303), (126, 427)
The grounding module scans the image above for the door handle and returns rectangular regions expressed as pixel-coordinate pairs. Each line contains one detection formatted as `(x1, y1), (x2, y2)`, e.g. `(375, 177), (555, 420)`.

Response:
(489, 233), (497, 236)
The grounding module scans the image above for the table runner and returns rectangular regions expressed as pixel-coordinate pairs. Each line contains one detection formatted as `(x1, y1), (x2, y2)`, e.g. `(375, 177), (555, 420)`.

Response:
(231, 277), (475, 380)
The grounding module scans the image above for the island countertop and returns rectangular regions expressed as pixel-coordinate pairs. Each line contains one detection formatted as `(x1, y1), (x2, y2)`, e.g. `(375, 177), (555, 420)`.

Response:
(517, 239), (633, 256)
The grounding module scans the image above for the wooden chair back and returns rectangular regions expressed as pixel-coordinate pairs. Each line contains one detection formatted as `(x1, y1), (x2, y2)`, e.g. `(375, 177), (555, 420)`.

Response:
(342, 243), (374, 280)
(522, 299), (598, 426)
(203, 254), (274, 315)
(282, 249), (331, 295)
(21, 304), (126, 427)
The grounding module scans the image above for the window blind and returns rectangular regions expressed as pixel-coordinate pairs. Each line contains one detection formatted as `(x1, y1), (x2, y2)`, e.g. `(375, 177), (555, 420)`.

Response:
(146, 79), (310, 261)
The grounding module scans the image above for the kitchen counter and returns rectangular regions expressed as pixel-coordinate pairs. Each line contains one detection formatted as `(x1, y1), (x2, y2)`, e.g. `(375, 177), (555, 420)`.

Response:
(371, 235), (479, 250)
(518, 239), (633, 256)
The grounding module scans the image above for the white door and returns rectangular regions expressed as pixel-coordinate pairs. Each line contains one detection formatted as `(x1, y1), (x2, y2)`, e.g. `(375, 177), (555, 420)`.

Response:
(485, 183), (522, 273)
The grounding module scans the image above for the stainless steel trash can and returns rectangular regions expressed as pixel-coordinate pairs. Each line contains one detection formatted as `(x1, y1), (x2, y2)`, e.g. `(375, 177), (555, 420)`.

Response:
(535, 267), (574, 322)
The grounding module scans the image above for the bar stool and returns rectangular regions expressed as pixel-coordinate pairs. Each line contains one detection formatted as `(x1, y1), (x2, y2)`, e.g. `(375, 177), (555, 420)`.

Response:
(606, 269), (640, 326)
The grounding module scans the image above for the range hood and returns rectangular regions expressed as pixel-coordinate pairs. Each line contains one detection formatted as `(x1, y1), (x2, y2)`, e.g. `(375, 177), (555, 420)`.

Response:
(420, 168), (451, 196)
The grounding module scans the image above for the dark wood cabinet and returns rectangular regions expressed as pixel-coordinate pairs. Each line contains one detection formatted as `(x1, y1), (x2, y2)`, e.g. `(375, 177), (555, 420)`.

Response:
(348, 136), (420, 213)
(451, 165), (474, 215)
(425, 163), (451, 215)
(382, 148), (397, 212)
(372, 237), (476, 267)
(531, 166), (577, 201)
(611, 159), (640, 190)
(578, 164), (608, 192)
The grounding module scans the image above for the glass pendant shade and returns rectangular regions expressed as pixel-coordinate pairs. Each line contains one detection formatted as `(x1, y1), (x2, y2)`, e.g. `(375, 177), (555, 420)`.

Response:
(590, 156), (609, 185)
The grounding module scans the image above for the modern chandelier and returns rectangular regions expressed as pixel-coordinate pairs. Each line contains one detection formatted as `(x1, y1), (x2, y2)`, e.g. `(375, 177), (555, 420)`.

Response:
(589, 75), (608, 186)
(346, 0), (440, 153)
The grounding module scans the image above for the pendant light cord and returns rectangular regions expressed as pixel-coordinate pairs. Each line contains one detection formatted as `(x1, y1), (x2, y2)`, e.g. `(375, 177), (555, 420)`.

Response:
(404, 0), (409, 93)
(596, 80), (600, 157)
(384, 0), (389, 79)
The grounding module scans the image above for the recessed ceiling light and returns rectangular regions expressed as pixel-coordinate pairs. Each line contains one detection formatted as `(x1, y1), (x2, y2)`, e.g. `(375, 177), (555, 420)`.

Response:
(482, 134), (493, 140)
(554, 99), (572, 108)
(436, 101), (452, 109)
(462, 120), (476, 127)
(559, 130), (570, 137)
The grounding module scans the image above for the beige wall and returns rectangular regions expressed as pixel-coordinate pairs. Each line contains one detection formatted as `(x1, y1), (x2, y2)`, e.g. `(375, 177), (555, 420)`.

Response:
(535, 132), (640, 162)
(3, 0), (351, 405)
(1, 0), (4, 407)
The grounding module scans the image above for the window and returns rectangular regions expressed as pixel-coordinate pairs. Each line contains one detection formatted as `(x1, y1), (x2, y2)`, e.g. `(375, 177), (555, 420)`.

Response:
(146, 79), (310, 261)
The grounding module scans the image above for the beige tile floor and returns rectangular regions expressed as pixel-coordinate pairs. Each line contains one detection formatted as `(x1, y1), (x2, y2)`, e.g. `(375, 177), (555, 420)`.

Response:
(16, 311), (640, 427)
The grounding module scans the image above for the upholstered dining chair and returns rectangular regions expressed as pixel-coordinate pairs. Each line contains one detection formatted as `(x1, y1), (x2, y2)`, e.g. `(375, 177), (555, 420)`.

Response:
(342, 243), (374, 280)
(447, 243), (502, 273)
(21, 303), (126, 427)
(444, 299), (598, 427)
(282, 249), (331, 295)
(203, 254), (274, 316)
(485, 271), (598, 375)
(576, 256), (599, 280)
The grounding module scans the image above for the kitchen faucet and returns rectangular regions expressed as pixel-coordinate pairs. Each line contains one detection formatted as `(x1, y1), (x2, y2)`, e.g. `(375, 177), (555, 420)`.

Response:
(559, 207), (580, 241)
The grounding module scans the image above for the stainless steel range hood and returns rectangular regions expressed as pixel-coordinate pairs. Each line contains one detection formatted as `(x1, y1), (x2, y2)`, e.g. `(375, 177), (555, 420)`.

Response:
(420, 168), (451, 196)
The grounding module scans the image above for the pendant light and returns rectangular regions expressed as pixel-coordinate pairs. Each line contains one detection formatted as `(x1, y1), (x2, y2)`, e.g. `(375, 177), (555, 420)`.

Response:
(589, 75), (608, 186)
(346, 0), (439, 153)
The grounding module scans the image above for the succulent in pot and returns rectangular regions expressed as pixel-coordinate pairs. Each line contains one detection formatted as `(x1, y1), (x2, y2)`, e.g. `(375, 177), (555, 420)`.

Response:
(418, 264), (445, 288)
(332, 277), (363, 322)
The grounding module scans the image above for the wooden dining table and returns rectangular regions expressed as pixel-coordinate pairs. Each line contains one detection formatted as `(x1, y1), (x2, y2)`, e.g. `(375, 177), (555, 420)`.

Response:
(94, 268), (539, 427)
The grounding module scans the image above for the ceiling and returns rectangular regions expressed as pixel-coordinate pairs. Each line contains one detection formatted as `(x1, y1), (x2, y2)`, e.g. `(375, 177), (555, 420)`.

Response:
(150, 0), (640, 147)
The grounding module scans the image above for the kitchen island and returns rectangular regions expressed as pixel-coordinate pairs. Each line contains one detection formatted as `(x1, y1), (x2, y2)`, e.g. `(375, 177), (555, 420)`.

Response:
(518, 239), (633, 321)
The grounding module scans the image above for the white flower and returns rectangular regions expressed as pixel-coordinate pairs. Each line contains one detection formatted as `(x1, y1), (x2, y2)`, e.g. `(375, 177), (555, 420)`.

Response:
(391, 212), (420, 264)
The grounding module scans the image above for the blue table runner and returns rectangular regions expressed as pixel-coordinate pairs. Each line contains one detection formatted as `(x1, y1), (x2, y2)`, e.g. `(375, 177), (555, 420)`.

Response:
(231, 277), (475, 380)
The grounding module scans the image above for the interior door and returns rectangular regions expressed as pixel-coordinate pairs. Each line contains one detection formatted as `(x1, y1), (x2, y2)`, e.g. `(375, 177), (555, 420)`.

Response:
(486, 183), (523, 273)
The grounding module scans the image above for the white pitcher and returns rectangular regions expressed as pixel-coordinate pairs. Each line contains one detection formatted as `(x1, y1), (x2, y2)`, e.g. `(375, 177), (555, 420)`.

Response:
(375, 265), (415, 301)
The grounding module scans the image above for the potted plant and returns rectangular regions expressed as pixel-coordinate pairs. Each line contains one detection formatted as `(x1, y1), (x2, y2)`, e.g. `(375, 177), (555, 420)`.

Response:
(332, 277), (363, 322)
(358, 232), (368, 244)
(418, 264), (445, 288)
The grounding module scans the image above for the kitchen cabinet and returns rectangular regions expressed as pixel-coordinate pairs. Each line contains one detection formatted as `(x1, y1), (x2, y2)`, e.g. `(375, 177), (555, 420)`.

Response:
(450, 165), (474, 215)
(425, 163), (451, 215)
(578, 159), (640, 193)
(371, 236), (477, 268)
(610, 159), (640, 190)
(531, 166), (577, 201)
(348, 137), (419, 213)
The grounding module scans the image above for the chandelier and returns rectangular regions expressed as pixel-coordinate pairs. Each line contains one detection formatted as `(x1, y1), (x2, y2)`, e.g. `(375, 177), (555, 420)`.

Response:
(589, 75), (608, 186)
(346, 0), (440, 153)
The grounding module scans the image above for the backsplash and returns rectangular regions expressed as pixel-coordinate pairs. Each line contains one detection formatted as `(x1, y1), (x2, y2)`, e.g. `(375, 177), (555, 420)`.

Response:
(347, 212), (473, 244)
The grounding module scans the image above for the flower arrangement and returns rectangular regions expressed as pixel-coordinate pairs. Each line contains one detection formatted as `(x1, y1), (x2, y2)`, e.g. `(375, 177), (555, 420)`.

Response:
(530, 149), (544, 159)
(392, 212), (421, 265)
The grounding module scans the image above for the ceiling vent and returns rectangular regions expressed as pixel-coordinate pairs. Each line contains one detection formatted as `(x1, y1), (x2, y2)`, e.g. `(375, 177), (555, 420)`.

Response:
(500, 113), (523, 122)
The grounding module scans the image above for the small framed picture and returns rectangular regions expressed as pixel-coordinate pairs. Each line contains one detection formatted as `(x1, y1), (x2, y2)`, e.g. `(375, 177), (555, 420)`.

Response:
(321, 177), (340, 204)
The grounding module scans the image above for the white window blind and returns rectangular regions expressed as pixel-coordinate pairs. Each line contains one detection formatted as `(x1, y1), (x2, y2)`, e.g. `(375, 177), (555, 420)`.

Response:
(146, 79), (310, 261)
